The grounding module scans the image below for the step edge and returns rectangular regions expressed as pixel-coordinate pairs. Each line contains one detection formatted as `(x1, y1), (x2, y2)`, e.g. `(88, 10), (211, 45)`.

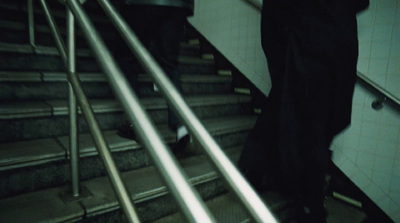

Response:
(0, 116), (256, 170)
(0, 95), (252, 119)
(0, 42), (208, 64)
(0, 147), (241, 222)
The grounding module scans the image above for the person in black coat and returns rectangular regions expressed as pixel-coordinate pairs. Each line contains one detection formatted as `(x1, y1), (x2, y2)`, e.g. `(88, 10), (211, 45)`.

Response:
(238, 0), (369, 222)
(115, 0), (194, 147)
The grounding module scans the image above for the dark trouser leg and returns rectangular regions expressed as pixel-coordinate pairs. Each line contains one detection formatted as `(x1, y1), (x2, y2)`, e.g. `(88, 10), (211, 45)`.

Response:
(116, 6), (157, 97)
(153, 10), (186, 131)
(289, 35), (336, 222)
(237, 9), (288, 190)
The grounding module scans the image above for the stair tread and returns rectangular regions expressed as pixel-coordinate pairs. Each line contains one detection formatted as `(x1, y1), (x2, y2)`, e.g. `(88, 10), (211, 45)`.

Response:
(151, 191), (287, 223)
(0, 1), (109, 24)
(0, 101), (52, 119)
(140, 74), (232, 83)
(0, 71), (231, 83)
(0, 42), (207, 63)
(151, 192), (250, 223)
(82, 146), (243, 217)
(0, 145), (243, 223)
(151, 192), (368, 223)
(0, 42), (92, 56)
(0, 138), (66, 170)
(0, 94), (252, 119)
(0, 185), (85, 223)
(0, 115), (257, 171)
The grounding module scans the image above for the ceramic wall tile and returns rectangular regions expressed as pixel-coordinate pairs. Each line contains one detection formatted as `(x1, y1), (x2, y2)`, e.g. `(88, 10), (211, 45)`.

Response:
(190, 1), (400, 221)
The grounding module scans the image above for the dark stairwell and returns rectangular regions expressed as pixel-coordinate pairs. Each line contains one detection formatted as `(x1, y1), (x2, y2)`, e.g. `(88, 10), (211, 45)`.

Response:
(0, 0), (391, 222)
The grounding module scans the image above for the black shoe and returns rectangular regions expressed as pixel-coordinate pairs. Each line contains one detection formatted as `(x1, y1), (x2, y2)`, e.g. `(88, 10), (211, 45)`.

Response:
(117, 123), (136, 140)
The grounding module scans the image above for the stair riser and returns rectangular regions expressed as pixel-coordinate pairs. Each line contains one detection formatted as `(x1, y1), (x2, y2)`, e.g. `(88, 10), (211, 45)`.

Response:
(140, 82), (232, 97)
(0, 27), (84, 48)
(0, 53), (215, 74)
(0, 82), (113, 101)
(0, 28), (200, 57)
(135, 180), (226, 222)
(0, 104), (251, 142)
(79, 179), (226, 223)
(0, 149), (149, 199)
(0, 81), (232, 101)
(0, 131), (247, 198)
(0, 6), (115, 34)
(0, 53), (99, 72)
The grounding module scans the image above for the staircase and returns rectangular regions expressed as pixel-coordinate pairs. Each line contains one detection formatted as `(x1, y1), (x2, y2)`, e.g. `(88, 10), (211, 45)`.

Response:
(0, 1), (371, 223)
(0, 1), (291, 222)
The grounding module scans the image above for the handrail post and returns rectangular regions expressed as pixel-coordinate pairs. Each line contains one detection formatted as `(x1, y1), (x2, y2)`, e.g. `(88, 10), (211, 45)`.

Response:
(39, 1), (142, 221)
(67, 7), (80, 197)
(27, 0), (36, 51)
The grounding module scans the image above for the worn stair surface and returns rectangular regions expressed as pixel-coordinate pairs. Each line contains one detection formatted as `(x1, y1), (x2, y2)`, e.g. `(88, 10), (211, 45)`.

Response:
(0, 1), (270, 222)
(0, 0), (368, 222)
(0, 146), (241, 223)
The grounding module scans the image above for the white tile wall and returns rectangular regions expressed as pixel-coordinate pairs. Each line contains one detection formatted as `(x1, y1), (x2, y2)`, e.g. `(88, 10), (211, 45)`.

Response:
(333, 1), (400, 221)
(332, 84), (400, 222)
(188, 0), (271, 96)
(189, 0), (400, 221)
(357, 0), (400, 98)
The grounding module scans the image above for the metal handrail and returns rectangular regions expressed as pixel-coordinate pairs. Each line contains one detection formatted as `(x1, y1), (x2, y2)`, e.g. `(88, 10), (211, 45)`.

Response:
(39, 0), (141, 222)
(357, 72), (400, 109)
(96, 1), (277, 222)
(40, 0), (277, 222)
(243, 0), (400, 110)
(64, 0), (216, 222)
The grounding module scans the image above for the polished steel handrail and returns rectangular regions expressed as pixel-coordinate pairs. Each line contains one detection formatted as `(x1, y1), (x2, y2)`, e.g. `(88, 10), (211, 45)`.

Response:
(28, 0), (36, 50)
(96, 0), (276, 222)
(357, 72), (400, 109)
(64, 0), (216, 222)
(41, 0), (277, 221)
(39, 0), (141, 222)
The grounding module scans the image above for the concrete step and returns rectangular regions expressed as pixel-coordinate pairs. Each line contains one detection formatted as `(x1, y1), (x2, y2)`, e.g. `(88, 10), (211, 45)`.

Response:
(0, 145), (245, 223)
(0, 1), (201, 57)
(0, 0), (109, 24)
(0, 71), (233, 100)
(151, 190), (294, 223)
(0, 1), (117, 51)
(0, 115), (257, 198)
(0, 22), (201, 56)
(0, 45), (215, 74)
(139, 74), (233, 96)
(0, 0), (113, 33)
(152, 192), (368, 223)
(0, 94), (253, 142)
(0, 42), (208, 64)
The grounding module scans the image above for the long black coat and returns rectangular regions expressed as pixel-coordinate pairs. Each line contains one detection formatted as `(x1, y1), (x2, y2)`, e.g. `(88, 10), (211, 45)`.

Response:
(238, 0), (369, 197)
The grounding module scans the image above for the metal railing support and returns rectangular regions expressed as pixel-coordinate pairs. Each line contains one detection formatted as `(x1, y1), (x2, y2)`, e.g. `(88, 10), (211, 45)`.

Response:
(67, 69), (142, 223)
(28, 0), (36, 51)
(66, 0), (216, 222)
(97, 0), (277, 222)
(40, 0), (67, 62)
(357, 72), (400, 110)
(39, 1), (141, 222)
(67, 7), (80, 197)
